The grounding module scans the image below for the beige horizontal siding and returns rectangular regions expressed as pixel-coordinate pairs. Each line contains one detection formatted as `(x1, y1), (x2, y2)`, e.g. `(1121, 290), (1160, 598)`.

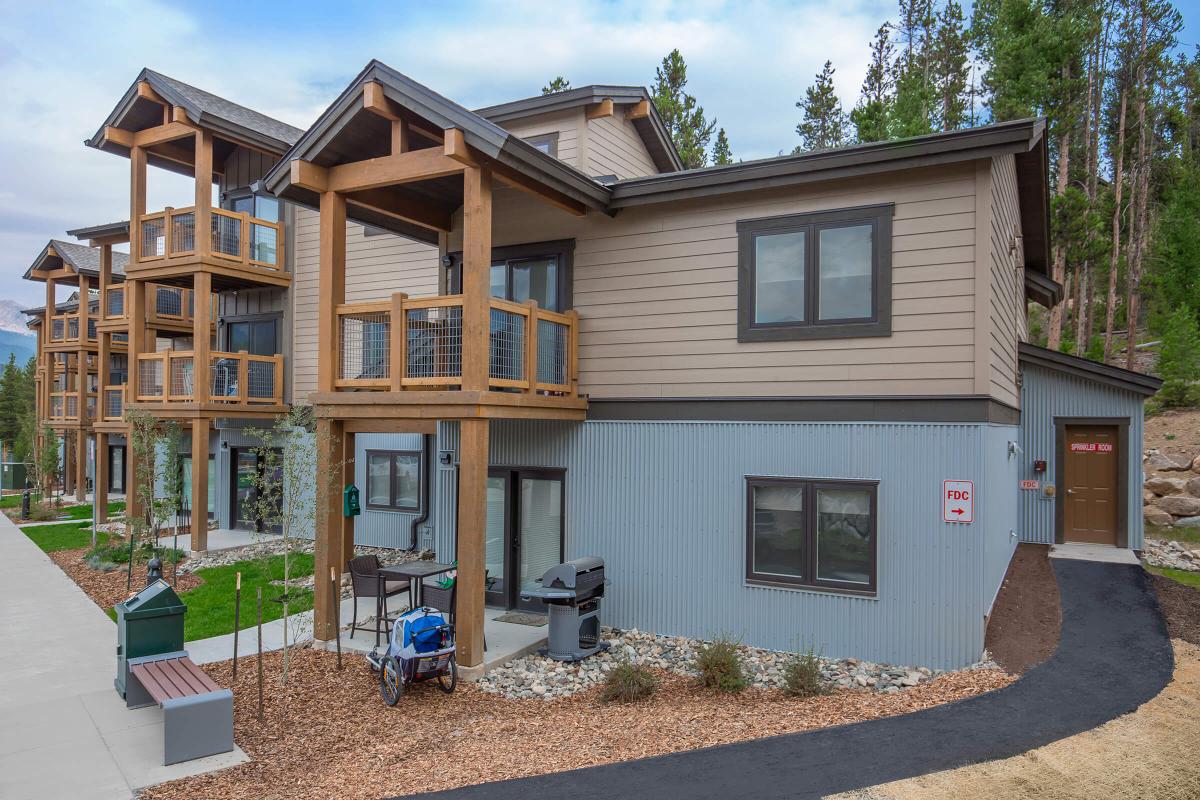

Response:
(496, 109), (582, 170)
(290, 207), (438, 400)
(586, 113), (658, 179)
(987, 153), (1024, 408)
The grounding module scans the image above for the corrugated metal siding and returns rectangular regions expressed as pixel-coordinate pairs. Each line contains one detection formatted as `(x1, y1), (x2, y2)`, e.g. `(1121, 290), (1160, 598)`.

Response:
(353, 433), (424, 549)
(1019, 363), (1147, 549)
(432, 418), (1017, 669)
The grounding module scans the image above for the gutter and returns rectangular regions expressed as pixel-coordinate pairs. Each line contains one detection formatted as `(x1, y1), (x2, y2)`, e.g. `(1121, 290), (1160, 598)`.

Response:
(408, 433), (433, 551)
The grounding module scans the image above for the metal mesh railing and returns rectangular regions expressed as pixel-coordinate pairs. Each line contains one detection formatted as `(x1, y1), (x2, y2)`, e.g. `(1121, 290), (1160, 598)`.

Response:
(210, 358), (238, 399)
(86, 396), (96, 418)
(104, 389), (123, 420)
(247, 360), (275, 399)
(537, 318), (569, 386)
(169, 356), (193, 397)
(141, 217), (165, 258)
(155, 287), (183, 317)
(87, 319), (97, 340)
(211, 214), (241, 257)
(66, 396), (78, 418)
(170, 211), (195, 254)
(67, 318), (79, 340)
(339, 312), (390, 381)
(107, 288), (124, 317)
(250, 221), (278, 267)
(138, 359), (164, 398)
(406, 306), (462, 380)
(489, 307), (525, 382)
(113, 332), (129, 344)
(50, 396), (64, 418)
(51, 319), (64, 341)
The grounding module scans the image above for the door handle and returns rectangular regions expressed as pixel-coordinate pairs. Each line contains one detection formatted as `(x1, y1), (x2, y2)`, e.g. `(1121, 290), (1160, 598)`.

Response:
(1066, 489), (1076, 495)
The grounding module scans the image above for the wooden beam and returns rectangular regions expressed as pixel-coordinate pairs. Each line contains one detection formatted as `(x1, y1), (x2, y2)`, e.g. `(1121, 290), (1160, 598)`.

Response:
(317, 192), (346, 393)
(134, 121), (197, 149)
(103, 126), (134, 148)
(345, 189), (453, 233)
(313, 417), (344, 641)
(461, 166), (492, 392)
(192, 271), (212, 404)
(172, 106), (189, 124)
(492, 161), (587, 217)
(290, 160), (329, 192)
(627, 99), (651, 120)
(327, 148), (464, 193)
(342, 419), (436, 434)
(443, 128), (477, 167)
(456, 417), (489, 667)
(190, 420), (209, 551)
(194, 129), (213, 257)
(586, 98), (615, 120)
(391, 120), (407, 156)
(363, 81), (400, 120)
(130, 145), (146, 262)
(137, 80), (168, 108)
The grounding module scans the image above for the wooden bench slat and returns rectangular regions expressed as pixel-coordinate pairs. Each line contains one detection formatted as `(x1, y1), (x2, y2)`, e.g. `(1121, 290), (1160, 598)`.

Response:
(131, 663), (178, 703)
(163, 658), (210, 695)
(130, 656), (221, 705)
(156, 661), (194, 697)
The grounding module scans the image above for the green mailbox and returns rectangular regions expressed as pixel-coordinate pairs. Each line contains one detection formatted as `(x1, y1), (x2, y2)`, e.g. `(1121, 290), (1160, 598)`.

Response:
(114, 579), (187, 698)
(343, 483), (361, 517)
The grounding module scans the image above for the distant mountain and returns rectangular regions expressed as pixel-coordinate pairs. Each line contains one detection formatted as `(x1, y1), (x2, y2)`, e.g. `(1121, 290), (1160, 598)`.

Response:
(0, 299), (32, 336)
(0, 301), (36, 365)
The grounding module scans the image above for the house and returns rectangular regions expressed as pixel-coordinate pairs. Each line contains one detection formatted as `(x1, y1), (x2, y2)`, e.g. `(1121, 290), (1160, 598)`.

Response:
(26, 62), (1160, 672)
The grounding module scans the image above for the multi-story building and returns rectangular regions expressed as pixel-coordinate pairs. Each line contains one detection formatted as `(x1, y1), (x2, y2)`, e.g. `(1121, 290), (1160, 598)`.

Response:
(26, 63), (1160, 673)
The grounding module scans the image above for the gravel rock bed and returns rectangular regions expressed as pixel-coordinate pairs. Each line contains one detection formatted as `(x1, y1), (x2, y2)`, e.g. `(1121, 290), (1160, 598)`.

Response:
(179, 540), (426, 573)
(1143, 538), (1200, 572)
(478, 628), (1000, 700)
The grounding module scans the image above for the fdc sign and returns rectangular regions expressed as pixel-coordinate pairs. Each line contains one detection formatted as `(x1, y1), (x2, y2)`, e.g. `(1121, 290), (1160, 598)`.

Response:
(943, 480), (974, 524)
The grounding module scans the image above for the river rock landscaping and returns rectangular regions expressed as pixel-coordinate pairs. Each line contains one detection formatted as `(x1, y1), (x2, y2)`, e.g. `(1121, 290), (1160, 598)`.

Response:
(477, 628), (998, 700)
(1143, 537), (1200, 572)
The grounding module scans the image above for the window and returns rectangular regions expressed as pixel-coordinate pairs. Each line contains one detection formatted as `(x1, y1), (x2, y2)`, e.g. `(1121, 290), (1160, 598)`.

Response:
(225, 319), (278, 356)
(524, 133), (558, 157)
(745, 477), (877, 594)
(365, 450), (421, 512)
(737, 204), (893, 341)
(448, 239), (574, 313)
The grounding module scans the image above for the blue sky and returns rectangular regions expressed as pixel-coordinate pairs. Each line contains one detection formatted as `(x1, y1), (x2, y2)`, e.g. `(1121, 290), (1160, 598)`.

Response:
(0, 0), (1198, 307)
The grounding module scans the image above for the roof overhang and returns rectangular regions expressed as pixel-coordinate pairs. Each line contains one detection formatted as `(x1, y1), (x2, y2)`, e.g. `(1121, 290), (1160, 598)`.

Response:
(1025, 269), (1062, 308)
(23, 240), (127, 283)
(67, 220), (131, 247)
(475, 85), (683, 173)
(1019, 342), (1161, 397)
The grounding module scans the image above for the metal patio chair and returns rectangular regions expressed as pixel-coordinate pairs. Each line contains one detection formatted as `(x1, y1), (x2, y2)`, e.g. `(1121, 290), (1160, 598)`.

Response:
(347, 555), (411, 646)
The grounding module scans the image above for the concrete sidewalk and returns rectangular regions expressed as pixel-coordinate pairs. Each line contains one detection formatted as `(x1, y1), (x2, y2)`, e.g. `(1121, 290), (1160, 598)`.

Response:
(0, 514), (245, 800)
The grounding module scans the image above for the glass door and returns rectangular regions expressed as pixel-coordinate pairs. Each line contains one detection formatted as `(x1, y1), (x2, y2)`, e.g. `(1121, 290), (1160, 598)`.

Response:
(109, 446), (125, 493)
(480, 468), (564, 609)
(483, 472), (509, 607)
(232, 450), (259, 531)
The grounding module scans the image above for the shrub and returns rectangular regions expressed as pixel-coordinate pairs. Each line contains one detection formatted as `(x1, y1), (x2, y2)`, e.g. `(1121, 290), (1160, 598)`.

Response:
(694, 635), (747, 692)
(599, 659), (660, 703)
(1156, 306), (1200, 408)
(783, 646), (829, 697)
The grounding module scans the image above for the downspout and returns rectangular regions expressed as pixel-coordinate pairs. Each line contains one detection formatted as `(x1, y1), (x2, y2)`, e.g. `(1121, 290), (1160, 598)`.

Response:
(408, 433), (432, 551)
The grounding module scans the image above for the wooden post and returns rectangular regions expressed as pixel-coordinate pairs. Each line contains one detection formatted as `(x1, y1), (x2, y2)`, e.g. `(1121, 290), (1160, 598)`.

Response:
(191, 420), (209, 552)
(313, 417), (344, 641)
(130, 146), (146, 264)
(456, 417), (489, 667)
(340, 428), (355, 569)
(194, 130), (212, 258)
(317, 192), (346, 394)
(75, 430), (86, 502)
(193, 272), (211, 404)
(524, 300), (538, 394)
(389, 293), (408, 391)
(461, 166), (492, 392)
(95, 432), (109, 523)
(567, 309), (580, 396)
(237, 351), (249, 403)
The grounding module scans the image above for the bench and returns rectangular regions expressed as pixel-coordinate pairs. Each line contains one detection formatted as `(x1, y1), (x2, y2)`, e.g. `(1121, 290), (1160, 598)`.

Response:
(126, 651), (234, 765)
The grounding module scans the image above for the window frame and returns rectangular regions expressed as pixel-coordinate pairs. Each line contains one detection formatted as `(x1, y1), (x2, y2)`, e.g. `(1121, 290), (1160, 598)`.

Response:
(736, 203), (894, 342)
(744, 476), (878, 595)
(445, 239), (575, 312)
(364, 449), (422, 513)
(523, 132), (559, 158)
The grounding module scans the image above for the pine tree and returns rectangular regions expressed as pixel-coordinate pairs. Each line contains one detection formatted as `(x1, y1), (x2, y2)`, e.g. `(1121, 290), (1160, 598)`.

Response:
(542, 76), (571, 95)
(0, 354), (22, 450)
(930, 0), (971, 130)
(711, 128), (733, 165)
(795, 60), (849, 152)
(651, 49), (718, 169)
(851, 25), (896, 143)
(891, 0), (936, 136)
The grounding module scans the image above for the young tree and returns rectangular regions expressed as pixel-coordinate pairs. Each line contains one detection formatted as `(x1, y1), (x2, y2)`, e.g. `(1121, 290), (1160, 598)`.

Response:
(651, 49), (718, 168)
(30, 424), (59, 503)
(795, 60), (850, 152)
(930, 0), (971, 130)
(542, 76), (571, 95)
(851, 25), (895, 143)
(711, 128), (733, 165)
(125, 409), (176, 586)
(891, 0), (936, 137)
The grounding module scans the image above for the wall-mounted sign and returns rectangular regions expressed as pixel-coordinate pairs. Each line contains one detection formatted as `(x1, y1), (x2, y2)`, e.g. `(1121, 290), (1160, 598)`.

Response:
(943, 479), (974, 523)
(1020, 479), (1039, 490)
(1070, 442), (1114, 453)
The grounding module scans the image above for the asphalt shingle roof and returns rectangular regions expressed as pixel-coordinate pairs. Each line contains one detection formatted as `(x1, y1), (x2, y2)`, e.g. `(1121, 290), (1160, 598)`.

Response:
(145, 69), (304, 146)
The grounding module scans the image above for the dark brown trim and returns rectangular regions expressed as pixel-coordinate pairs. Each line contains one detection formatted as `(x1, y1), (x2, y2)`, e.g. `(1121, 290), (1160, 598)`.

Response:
(1025, 269), (1063, 308)
(1019, 342), (1161, 396)
(1053, 417), (1129, 548)
(737, 204), (893, 342)
(364, 449), (422, 513)
(587, 396), (1021, 425)
(744, 476), (878, 595)
(523, 132), (559, 159)
(481, 466), (567, 610)
(448, 238), (575, 312)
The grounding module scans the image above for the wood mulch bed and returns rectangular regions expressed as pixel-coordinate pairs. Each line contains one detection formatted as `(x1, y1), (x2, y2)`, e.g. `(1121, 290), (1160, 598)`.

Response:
(141, 648), (1013, 800)
(48, 547), (203, 611)
(1152, 573), (1200, 646)
(984, 543), (1061, 674)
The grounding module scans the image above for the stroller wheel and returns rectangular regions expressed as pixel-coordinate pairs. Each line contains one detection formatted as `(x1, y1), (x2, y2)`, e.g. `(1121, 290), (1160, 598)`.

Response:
(380, 656), (404, 706)
(437, 655), (457, 694)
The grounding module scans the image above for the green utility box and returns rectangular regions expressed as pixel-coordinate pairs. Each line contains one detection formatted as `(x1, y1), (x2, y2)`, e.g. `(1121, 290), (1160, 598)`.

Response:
(114, 579), (187, 698)
(0, 462), (27, 491)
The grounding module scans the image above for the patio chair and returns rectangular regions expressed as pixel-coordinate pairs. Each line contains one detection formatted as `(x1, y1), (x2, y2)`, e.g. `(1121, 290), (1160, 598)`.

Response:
(422, 579), (456, 623)
(346, 555), (410, 646)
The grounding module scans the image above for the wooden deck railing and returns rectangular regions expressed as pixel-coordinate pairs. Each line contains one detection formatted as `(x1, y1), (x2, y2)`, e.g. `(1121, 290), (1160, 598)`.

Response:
(102, 386), (125, 421)
(135, 351), (284, 405)
(47, 314), (97, 345)
(102, 284), (215, 327)
(135, 206), (283, 270)
(48, 391), (92, 421)
(334, 294), (579, 396)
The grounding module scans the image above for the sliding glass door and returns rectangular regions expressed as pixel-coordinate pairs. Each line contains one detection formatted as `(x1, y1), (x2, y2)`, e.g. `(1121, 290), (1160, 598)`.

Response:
(481, 468), (564, 610)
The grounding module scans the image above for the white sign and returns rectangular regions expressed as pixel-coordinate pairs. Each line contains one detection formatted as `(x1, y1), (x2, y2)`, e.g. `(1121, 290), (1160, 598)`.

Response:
(943, 479), (974, 523)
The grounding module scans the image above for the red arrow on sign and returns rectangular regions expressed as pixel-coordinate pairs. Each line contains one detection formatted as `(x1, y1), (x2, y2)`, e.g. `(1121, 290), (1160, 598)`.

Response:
(951, 508), (965, 515)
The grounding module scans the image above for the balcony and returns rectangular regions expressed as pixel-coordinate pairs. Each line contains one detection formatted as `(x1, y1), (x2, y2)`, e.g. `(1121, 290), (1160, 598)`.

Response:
(47, 314), (97, 347)
(102, 386), (126, 422)
(131, 206), (287, 288)
(134, 350), (284, 408)
(334, 295), (579, 398)
(100, 284), (215, 332)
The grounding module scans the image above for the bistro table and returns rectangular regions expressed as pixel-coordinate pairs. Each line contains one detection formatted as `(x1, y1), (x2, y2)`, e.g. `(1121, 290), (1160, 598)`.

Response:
(378, 561), (455, 613)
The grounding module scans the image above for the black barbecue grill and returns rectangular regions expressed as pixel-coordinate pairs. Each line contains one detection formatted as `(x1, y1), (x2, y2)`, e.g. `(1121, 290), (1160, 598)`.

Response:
(520, 557), (610, 661)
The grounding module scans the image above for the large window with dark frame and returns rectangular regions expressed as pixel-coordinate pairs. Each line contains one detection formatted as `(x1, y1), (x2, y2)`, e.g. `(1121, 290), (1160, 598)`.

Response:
(745, 477), (878, 593)
(365, 450), (421, 512)
(737, 204), (893, 342)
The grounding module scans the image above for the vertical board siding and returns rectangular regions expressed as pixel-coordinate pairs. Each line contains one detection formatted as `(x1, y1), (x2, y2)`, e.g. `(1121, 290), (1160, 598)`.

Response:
(352, 433), (424, 549)
(586, 114), (658, 179)
(988, 154), (1024, 407)
(431, 418), (1016, 669)
(1019, 364), (1146, 549)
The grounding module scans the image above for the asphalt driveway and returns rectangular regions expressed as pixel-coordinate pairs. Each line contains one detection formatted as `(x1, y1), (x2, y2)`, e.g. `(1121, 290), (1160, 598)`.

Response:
(406, 559), (1174, 800)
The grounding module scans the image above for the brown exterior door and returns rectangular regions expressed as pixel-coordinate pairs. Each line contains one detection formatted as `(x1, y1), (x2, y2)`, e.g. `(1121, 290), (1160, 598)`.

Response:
(1063, 425), (1119, 545)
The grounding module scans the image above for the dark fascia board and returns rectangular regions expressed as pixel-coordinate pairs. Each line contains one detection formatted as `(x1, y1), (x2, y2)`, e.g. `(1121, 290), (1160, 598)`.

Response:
(67, 220), (131, 241)
(1018, 342), (1162, 397)
(474, 85), (684, 173)
(262, 61), (611, 218)
(587, 395), (1021, 425)
(1014, 133), (1051, 276)
(1025, 269), (1062, 308)
(609, 117), (1047, 211)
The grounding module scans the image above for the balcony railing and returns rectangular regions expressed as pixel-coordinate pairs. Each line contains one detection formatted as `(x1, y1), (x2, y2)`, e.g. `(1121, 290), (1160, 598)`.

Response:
(135, 350), (284, 405)
(136, 206), (283, 270)
(48, 391), (93, 421)
(47, 314), (97, 345)
(335, 295), (578, 396)
(102, 386), (125, 421)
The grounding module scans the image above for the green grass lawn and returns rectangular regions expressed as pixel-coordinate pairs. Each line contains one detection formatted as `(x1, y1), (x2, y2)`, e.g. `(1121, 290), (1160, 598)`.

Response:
(176, 553), (316, 641)
(56, 501), (126, 520)
(1149, 565), (1200, 589)
(22, 521), (109, 552)
(0, 493), (38, 509)
(1145, 523), (1200, 546)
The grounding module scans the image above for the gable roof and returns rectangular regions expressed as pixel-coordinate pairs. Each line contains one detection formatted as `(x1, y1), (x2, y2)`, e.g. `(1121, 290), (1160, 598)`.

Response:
(1019, 342), (1161, 397)
(474, 85), (682, 173)
(23, 289), (100, 320)
(23, 240), (128, 282)
(85, 68), (304, 166)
